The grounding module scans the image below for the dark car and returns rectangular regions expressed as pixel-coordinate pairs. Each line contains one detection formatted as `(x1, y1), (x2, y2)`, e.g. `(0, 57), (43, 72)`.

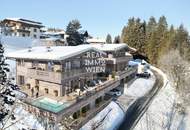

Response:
(136, 72), (151, 78)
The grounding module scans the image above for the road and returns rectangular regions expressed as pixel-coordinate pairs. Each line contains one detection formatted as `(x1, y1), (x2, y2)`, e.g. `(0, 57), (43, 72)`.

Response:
(118, 70), (164, 130)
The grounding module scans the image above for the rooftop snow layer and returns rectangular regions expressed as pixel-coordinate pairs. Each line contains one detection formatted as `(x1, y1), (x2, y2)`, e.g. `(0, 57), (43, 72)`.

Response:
(6, 43), (130, 60)
(6, 45), (104, 61)
(86, 38), (106, 43)
(5, 18), (43, 27)
(78, 43), (128, 51)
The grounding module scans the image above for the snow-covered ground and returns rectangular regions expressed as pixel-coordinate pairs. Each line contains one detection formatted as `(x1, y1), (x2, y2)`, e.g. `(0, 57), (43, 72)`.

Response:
(80, 101), (125, 130)
(2, 35), (40, 49)
(3, 104), (45, 130)
(134, 67), (190, 130)
(124, 70), (155, 98)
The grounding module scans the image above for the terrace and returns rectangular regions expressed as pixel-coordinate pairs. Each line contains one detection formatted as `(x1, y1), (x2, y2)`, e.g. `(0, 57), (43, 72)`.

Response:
(21, 66), (136, 115)
(22, 75), (118, 114)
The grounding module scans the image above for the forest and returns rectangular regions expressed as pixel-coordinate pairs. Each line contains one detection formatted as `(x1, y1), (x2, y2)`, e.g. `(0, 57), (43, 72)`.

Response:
(121, 16), (190, 65)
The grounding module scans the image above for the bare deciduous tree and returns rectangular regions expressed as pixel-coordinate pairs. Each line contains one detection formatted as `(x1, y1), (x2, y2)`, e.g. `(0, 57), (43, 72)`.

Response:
(159, 50), (190, 107)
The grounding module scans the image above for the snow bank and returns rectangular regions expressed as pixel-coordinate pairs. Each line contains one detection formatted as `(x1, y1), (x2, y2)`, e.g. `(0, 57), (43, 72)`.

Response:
(2, 104), (44, 130)
(80, 101), (125, 130)
(134, 82), (176, 130)
(134, 67), (190, 130)
(150, 66), (168, 86)
(124, 70), (155, 98)
(2, 35), (41, 49)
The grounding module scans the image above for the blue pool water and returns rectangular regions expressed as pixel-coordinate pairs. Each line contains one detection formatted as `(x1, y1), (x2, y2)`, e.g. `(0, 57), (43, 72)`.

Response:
(32, 97), (70, 113)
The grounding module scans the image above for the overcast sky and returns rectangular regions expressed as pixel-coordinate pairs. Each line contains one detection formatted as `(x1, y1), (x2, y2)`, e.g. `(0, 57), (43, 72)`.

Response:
(1, 0), (190, 38)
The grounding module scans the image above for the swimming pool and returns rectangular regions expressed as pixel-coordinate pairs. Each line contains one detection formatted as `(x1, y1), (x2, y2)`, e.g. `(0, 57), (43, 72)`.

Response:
(32, 97), (70, 113)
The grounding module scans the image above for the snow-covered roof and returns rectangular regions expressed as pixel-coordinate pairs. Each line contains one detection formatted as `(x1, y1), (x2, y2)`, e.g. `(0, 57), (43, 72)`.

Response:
(79, 43), (128, 51)
(6, 46), (104, 61)
(86, 38), (105, 43)
(41, 37), (65, 42)
(43, 31), (65, 35)
(128, 46), (137, 52)
(4, 18), (43, 27)
(125, 52), (132, 56)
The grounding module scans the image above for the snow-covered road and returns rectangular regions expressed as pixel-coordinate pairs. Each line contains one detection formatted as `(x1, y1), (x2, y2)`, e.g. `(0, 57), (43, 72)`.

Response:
(134, 67), (190, 130)
(124, 70), (155, 98)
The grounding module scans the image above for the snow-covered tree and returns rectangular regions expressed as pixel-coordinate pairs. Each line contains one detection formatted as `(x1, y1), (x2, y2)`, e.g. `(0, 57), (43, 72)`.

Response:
(159, 50), (190, 107)
(66, 19), (87, 46)
(0, 39), (17, 129)
(106, 34), (112, 43)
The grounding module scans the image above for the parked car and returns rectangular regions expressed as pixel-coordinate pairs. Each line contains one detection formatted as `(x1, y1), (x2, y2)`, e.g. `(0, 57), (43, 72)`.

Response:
(136, 72), (151, 78)
(106, 88), (122, 96)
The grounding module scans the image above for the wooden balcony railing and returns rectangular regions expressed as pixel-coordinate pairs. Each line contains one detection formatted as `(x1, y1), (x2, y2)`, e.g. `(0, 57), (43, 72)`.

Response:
(27, 69), (62, 84)
(62, 69), (90, 79)
(27, 68), (91, 83)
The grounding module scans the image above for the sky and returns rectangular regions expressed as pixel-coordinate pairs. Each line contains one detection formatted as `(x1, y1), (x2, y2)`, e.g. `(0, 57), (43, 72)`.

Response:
(1, 0), (190, 38)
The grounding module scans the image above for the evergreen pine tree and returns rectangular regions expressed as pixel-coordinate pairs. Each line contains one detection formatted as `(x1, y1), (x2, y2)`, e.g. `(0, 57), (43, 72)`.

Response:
(146, 16), (157, 61)
(106, 34), (112, 43)
(175, 24), (189, 57)
(156, 16), (168, 58)
(66, 19), (84, 46)
(113, 35), (121, 43)
(0, 40), (16, 124)
(121, 16), (190, 64)
(121, 17), (146, 55)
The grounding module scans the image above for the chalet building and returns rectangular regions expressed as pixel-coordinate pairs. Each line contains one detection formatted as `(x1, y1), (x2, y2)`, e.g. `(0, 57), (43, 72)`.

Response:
(6, 43), (136, 129)
(79, 44), (133, 74)
(0, 18), (44, 39)
(86, 38), (106, 44)
(40, 30), (68, 46)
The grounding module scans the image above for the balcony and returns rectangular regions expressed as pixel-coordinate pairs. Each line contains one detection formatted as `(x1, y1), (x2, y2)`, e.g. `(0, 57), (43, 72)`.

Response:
(27, 68), (91, 83)
(62, 69), (90, 80)
(116, 67), (137, 79)
(27, 68), (62, 84)
(105, 55), (132, 64)
(17, 28), (30, 33)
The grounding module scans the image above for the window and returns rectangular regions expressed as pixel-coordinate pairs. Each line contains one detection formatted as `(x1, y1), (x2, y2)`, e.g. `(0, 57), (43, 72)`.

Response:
(33, 34), (37, 38)
(17, 59), (25, 66)
(45, 88), (49, 94)
(22, 34), (25, 37)
(18, 75), (25, 85)
(32, 61), (38, 68)
(35, 85), (39, 91)
(73, 61), (80, 69)
(34, 28), (37, 32)
(26, 83), (31, 89)
(65, 62), (71, 70)
(35, 80), (39, 85)
(54, 90), (58, 96)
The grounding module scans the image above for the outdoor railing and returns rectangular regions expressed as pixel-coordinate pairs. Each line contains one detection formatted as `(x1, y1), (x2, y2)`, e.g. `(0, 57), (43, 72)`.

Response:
(27, 68), (62, 83)
(57, 78), (120, 116)
(62, 69), (90, 79)
(116, 66), (137, 78)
